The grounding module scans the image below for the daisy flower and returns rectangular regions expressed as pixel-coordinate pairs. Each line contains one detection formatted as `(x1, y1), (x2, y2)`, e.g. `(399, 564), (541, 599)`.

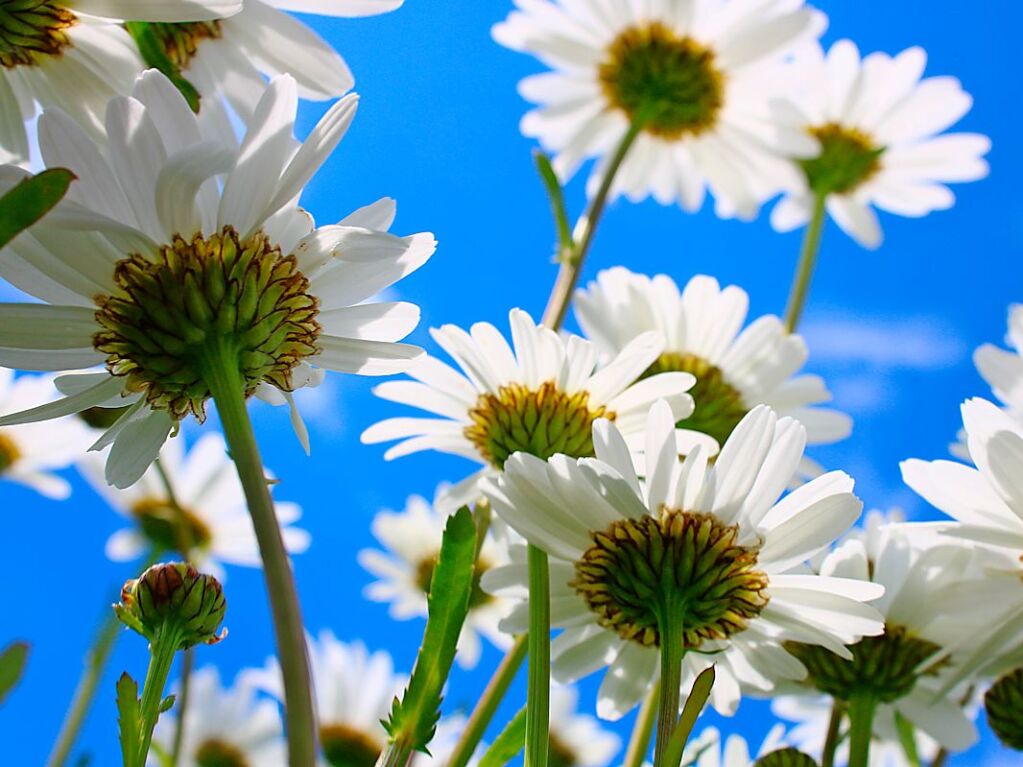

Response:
(151, 665), (287, 767)
(358, 490), (514, 669)
(771, 40), (990, 248)
(493, 0), (825, 219)
(362, 308), (695, 511)
(482, 400), (884, 720)
(79, 431), (309, 578)
(0, 369), (92, 498)
(0, 0), (239, 164)
(0, 70), (435, 488)
(574, 268), (851, 460)
(684, 725), (790, 767)
(546, 685), (621, 767)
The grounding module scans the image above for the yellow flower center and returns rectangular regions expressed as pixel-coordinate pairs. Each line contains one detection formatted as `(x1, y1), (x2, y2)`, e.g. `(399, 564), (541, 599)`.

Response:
(0, 430), (20, 473)
(599, 22), (725, 140)
(195, 738), (249, 767)
(801, 123), (883, 196)
(0, 1), (76, 69)
(415, 553), (493, 610)
(144, 20), (223, 69)
(131, 497), (213, 555)
(319, 724), (382, 767)
(548, 732), (580, 767)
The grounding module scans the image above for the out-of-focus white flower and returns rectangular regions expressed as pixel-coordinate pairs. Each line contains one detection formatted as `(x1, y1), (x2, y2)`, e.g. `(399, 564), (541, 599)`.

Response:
(684, 724), (789, 767)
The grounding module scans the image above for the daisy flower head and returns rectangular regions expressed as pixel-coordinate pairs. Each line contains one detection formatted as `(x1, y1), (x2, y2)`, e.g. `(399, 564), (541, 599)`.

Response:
(0, 69), (435, 489)
(770, 40), (991, 249)
(0, 369), (92, 498)
(482, 400), (884, 720)
(358, 489), (514, 669)
(362, 308), (695, 511)
(493, 0), (826, 219)
(684, 724), (791, 767)
(546, 684), (621, 767)
(574, 268), (851, 460)
(0, 0), (241, 165)
(79, 431), (309, 578)
(151, 665), (287, 767)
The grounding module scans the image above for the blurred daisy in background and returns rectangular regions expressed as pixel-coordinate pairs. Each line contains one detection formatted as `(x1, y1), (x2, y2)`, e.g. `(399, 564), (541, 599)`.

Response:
(683, 724), (793, 767)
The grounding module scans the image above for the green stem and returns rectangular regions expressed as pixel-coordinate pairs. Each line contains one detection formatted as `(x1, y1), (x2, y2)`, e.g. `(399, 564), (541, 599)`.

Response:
(200, 339), (317, 767)
(783, 193), (828, 333)
(653, 611), (684, 767)
(623, 686), (659, 767)
(541, 121), (643, 330)
(525, 544), (550, 767)
(847, 693), (877, 767)
(169, 648), (193, 766)
(444, 635), (528, 767)
(136, 625), (182, 765)
(930, 750), (948, 767)
(820, 699), (846, 767)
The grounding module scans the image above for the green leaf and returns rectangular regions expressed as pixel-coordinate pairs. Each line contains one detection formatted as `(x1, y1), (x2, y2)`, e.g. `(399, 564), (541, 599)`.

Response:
(894, 710), (921, 767)
(0, 169), (75, 250)
(665, 665), (716, 767)
(478, 707), (526, 767)
(0, 642), (29, 705)
(533, 151), (573, 263)
(158, 694), (176, 714)
(384, 506), (477, 752)
(124, 23), (201, 112)
(116, 672), (141, 767)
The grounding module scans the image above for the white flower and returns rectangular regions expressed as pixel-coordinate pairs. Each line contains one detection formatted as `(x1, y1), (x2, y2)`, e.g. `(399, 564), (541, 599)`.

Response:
(0, 369), (92, 498)
(771, 40), (990, 248)
(0, 70), (434, 488)
(362, 308), (695, 511)
(684, 724), (788, 767)
(0, 0), (240, 165)
(358, 490), (514, 669)
(547, 685), (621, 767)
(482, 400), (884, 720)
(493, 0), (825, 219)
(151, 665), (287, 767)
(79, 431), (309, 578)
(574, 268), (851, 464)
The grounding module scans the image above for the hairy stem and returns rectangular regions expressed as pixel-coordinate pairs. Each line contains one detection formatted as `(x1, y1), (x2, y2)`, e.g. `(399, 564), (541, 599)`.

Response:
(783, 192), (828, 333)
(525, 544), (551, 767)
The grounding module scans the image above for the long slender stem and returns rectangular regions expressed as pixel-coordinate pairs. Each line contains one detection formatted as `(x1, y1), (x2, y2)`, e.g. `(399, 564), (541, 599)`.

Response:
(623, 686), (659, 767)
(541, 122), (643, 330)
(846, 693), (877, 767)
(169, 648), (193, 766)
(821, 699), (846, 767)
(783, 193), (828, 333)
(525, 544), (551, 767)
(136, 627), (182, 765)
(445, 635), (528, 767)
(201, 340), (316, 767)
(653, 611), (684, 767)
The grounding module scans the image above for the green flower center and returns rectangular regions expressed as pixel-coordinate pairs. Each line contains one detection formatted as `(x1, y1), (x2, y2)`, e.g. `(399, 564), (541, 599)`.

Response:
(800, 123), (884, 196)
(93, 226), (321, 422)
(0, 1), (76, 69)
(131, 497), (213, 555)
(785, 625), (943, 703)
(144, 20), (223, 69)
(416, 554), (492, 610)
(465, 382), (613, 469)
(985, 667), (1023, 751)
(320, 724), (382, 767)
(571, 510), (768, 648)
(643, 352), (747, 446)
(0, 431), (20, 474)
(195, 738), (249, 767)
(598, 22), (725, 140)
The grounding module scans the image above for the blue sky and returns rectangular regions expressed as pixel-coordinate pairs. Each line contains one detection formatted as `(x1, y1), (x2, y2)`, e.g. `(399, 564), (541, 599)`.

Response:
(1, 1), (1019, 764)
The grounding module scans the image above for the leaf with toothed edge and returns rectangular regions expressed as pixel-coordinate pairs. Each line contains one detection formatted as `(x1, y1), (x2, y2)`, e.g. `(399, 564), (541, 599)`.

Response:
(116, 672), (141, 767)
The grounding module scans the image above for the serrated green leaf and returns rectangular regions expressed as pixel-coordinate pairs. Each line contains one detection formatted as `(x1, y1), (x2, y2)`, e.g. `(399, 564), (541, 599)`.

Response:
(0, 169), (75, 250)
(384, 507), (477, 753)
(0, 642), (28, 705)
(478, 707), (526, 767)
(124, 23), (201, 112)
(116, 672), (141, 767)
(158, 694), (176, 714)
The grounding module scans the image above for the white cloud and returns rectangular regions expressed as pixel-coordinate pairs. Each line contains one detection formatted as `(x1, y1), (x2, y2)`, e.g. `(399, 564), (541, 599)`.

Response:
(801, 312), (967, 370)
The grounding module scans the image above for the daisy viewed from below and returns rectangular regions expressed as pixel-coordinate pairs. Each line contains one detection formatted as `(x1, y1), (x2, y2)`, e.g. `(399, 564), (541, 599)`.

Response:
(358, 490), (514, 669)
(0, 0), (240, 164)
(0, 70), (435, 488)
(483, 400), (884, 720)
(79, 431), (309, 577)
(362, 308), (695, 510)
(494, 0), (825, 219)
(574, 268), (851, 463)
(771, 40), (990, 248)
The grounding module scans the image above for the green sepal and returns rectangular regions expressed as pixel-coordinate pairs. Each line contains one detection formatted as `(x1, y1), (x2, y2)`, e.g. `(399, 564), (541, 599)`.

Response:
(124, 22), (201, 112)
(478, 706), (526, 767)
(0, 641), (29, 705)
(116, 672), (141, 767)
(0, 168), (75, 250)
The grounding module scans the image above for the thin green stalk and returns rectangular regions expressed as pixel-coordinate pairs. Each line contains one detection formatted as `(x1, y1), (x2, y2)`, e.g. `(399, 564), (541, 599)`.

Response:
(821, 699), (846, 767)
(931, 749), (948, 767)
(169, 648), (193, 766)
(623, 686), (659, 767)
(847, 693), (877, 767)
(653, 610), (684, 767)
(525, 545), (551, 767)
(200, 339), (316, 767)
(445, 636), (528, 767)
(136, 626), (182, 765)
(783, 193), (828, 333)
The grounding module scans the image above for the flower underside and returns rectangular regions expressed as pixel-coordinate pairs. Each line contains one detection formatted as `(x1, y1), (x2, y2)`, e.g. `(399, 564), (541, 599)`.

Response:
(643, 352), (748, 445)
(0, 431), (20, 474)
(755, 748), (819, 767)
(146, 20), (223, 69)
(131, 497), (213, 555)
(801, 123), (883, 196)
(465, 381), (613, 468)
(93, 226), (321, 422)
(195, 738), (249, 767)
(320, 724), (381, 767)
(785, 625), (943, 703)
(985, 668), (1023, 751)
(571, 509), (769, 648)
(0, 1), (76, 69)
(598, 22), (725, 140)
(416, 552), (493, 610)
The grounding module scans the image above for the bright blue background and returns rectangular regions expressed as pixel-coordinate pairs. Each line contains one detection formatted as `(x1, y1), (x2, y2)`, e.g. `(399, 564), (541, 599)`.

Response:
(1, 1), (1018, 764)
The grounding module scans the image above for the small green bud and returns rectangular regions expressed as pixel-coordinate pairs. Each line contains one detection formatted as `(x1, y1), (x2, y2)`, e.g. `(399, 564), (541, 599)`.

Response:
(754, 748), (819, 767)
(986, 667), (1023, 751)
(115, 562), (226, 650)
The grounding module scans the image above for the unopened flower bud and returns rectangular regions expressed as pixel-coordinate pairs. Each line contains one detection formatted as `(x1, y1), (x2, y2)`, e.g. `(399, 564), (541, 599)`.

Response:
(986, 667), (1023, 751)
(115, 562), (226, 650)
(754, 748), (819, 767)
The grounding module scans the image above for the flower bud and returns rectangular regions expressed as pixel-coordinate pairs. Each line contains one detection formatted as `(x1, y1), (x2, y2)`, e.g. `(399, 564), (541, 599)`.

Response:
(986, 667), (1023, 751)
(754, 748), (819, 767)
(115, 562), (226, 650)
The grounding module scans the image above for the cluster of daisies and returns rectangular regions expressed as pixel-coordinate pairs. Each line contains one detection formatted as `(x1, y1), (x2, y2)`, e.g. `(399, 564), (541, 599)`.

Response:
(0, 0), (1013, 765)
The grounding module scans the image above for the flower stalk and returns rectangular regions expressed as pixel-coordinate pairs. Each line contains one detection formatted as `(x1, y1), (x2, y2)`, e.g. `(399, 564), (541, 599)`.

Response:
(783, 192), (828, 333)
(525, 544), (551, 767)
(654, 607), (685, 767)
(136, 623), (184, 763)
(821, 699), (846, 767)
(847, 693), (877, 767)
(623, 687), (659, 767)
